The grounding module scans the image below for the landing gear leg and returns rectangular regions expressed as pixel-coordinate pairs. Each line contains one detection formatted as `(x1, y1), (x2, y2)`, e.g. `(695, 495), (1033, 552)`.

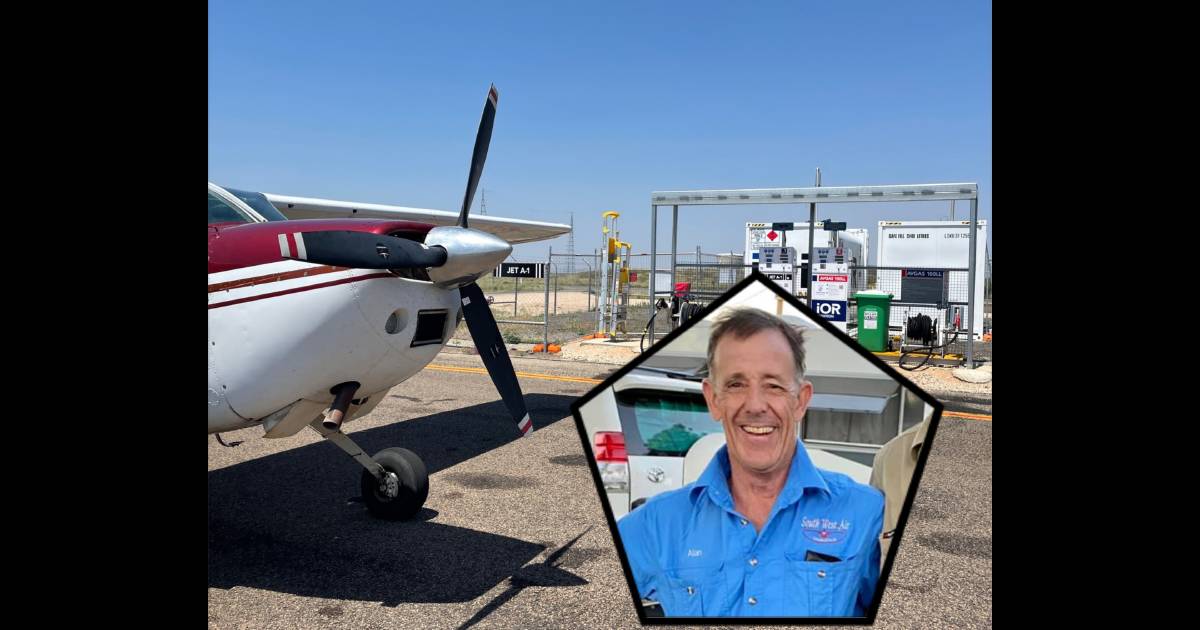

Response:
(309, 420), (430, 520)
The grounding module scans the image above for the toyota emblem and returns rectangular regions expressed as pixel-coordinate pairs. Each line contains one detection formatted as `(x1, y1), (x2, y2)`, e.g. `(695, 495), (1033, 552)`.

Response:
(647, 467), (665, 483)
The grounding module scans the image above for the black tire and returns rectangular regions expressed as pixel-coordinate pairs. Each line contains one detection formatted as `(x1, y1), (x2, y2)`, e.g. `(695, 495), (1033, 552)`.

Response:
(360, 447), (429, 520)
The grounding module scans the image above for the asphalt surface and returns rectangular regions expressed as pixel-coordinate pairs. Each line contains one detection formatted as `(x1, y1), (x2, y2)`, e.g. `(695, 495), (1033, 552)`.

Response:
(208, 351), (991, 629)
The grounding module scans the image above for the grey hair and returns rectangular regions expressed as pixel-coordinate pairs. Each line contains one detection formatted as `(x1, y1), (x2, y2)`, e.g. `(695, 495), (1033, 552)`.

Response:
(705, 307), (807, 384)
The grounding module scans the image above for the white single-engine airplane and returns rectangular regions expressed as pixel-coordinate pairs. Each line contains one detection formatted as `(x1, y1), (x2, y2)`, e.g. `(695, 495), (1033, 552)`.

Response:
(208, 85), (569, 520)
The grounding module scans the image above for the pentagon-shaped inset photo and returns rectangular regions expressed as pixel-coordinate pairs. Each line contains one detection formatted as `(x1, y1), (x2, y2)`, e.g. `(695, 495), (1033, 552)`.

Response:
(570, 271), (943, 623)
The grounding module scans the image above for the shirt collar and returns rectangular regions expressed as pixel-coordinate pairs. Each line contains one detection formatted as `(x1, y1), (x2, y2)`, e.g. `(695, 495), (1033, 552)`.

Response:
(690, 441), (832, 511)
(911, 417), (931, 454)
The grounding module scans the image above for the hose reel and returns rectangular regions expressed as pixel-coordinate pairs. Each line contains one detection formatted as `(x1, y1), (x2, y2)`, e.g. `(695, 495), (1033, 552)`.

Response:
(905, 313), (938, 347)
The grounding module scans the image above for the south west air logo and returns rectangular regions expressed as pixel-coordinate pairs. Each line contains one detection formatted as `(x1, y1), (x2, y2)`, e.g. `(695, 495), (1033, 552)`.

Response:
(801, 516), (851, 544)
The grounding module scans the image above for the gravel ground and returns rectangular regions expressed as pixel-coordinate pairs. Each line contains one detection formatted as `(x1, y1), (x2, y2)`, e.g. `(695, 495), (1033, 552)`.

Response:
(896, 364), (992, 399)
(210, 348), (990, 629)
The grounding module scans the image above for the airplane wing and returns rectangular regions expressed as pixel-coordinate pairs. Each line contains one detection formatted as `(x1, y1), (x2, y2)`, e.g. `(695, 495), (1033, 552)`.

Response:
(264, 193), (570, 245)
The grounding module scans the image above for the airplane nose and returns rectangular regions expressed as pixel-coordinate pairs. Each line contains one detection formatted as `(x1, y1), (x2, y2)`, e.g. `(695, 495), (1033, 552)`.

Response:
(423, 226), (513, 289)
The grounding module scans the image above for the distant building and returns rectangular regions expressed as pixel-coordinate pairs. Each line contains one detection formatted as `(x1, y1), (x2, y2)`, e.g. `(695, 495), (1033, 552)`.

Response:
(717, 252), (742, 285)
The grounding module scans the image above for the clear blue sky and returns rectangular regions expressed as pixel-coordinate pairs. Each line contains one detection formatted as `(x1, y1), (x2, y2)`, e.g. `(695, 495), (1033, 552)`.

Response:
(209, 1), (991, 265)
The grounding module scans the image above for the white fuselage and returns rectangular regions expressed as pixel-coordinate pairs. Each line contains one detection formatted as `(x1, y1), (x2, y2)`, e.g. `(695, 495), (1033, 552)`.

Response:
(207, 259), (461, 434)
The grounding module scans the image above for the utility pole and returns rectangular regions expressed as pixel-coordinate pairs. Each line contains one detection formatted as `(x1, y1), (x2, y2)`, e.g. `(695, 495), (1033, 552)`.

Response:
(807, 167), (820, 305)
(566, 212), (576, 273)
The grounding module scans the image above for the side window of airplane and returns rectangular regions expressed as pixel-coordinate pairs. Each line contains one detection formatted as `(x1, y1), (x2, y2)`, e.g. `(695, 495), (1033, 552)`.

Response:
(224, 187), (290, 222)
(209, 191), (255, 225)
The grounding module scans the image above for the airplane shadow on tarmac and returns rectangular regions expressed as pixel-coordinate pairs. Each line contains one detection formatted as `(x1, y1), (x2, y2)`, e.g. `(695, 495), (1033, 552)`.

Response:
(208, 394), (588, 607)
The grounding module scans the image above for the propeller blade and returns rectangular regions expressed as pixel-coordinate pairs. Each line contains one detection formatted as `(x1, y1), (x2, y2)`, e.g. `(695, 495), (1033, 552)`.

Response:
(458, 281), (532, 436)
(458, 84), (499, 229)
(284, 231), (447, 269)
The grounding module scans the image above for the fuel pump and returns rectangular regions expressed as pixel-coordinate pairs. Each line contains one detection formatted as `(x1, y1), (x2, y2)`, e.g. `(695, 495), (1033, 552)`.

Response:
(612, 240), (633, 335)
(596, 211), (619, 337)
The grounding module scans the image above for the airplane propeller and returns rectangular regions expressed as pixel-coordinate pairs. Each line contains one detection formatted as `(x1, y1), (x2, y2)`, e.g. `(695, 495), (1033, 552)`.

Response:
(282, 84), (532, 437)
(458, 84), (498, 230)
(286, 230), (448, 269)
(452, 85), (532, 436)
(459, 281), (532, 435)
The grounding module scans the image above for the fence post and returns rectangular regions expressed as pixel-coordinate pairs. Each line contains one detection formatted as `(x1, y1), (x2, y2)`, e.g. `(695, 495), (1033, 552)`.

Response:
(514, 274), (519, 317)
(967, 198), (977, 367)
(544, 246), (551, 351)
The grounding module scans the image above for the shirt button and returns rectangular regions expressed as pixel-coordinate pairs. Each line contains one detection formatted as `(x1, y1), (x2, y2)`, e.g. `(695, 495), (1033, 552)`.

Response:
(817, 570), (827, 578)
(748, 596), (758, 606)
(748, 558), (758, 567)
(740, 519), (748, 526)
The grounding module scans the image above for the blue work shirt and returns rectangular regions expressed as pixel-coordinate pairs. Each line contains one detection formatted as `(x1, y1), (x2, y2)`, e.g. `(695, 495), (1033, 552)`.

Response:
(617, 443), (884, 617)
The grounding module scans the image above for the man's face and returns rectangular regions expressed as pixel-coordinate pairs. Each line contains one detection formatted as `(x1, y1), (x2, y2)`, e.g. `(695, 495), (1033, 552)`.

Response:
(702, 328), (814, 477)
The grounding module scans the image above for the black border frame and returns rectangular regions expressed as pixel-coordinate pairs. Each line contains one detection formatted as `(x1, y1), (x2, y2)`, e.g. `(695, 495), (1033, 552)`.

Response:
(569, 269), (945, 625)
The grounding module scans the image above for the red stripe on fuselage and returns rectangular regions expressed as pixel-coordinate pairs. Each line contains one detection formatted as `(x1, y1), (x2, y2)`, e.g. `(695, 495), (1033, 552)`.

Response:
(208, 272), (395, 309)
(208, 265), (349, 293)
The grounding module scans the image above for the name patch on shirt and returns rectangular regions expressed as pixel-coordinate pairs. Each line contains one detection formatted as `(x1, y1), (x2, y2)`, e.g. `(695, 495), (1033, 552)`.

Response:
(801, 516), (851, 544)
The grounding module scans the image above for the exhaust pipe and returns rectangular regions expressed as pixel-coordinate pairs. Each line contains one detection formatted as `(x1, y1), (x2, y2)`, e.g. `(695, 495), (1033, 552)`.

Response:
(322, 382), (361, 431)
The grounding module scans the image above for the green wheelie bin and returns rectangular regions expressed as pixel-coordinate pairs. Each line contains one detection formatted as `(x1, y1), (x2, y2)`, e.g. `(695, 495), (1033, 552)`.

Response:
(855, 290), (893, 352)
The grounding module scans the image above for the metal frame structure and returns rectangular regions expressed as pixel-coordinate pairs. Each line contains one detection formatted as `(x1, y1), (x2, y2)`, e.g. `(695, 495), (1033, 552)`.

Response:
(648, 182), (983, 366)
(492, 246), (553, 351)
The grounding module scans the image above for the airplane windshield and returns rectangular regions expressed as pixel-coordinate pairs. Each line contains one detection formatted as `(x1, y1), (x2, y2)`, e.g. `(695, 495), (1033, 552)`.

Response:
(224, 187), (289, 222)
(209, 191), (255, 225)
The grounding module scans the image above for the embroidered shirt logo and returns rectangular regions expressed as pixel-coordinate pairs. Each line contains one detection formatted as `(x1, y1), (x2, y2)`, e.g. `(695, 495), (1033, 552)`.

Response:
(688, 549), (703, 557)
(801, 516), (851, 544)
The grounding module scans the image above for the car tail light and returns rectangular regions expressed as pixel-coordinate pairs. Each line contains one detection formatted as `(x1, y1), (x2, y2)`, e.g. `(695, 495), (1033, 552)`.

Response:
(594, 431), (628, 492)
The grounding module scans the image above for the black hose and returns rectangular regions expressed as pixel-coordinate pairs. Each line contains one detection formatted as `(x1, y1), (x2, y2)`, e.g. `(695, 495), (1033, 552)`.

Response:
(640, 308), (662, 352)
(899, 326), (962, 371)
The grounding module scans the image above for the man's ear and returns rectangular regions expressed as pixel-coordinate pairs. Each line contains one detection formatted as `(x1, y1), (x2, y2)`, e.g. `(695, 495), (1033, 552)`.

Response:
(702, 378), (721, 423)
(794, 379), (814, 421)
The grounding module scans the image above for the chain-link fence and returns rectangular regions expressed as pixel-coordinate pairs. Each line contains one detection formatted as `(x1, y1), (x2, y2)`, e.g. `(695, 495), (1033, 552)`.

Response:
(462, 259), (556, 346)
(458, 250), (718, 347)
(461, 255), (990, 362)
(847, 266), (989, 361)
(634, 259), (992, 362)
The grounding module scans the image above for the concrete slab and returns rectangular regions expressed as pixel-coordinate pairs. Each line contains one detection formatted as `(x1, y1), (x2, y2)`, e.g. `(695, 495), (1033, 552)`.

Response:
(952, 367), (993, 384)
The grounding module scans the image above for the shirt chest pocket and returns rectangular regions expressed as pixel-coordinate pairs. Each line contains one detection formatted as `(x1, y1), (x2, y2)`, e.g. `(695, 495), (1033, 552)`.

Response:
(784, 553), (862, 616)
(658, 564), (724, 617)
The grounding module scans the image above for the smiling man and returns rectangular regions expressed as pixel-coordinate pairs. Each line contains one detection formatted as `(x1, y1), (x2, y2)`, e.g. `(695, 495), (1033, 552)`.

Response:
(617, 307), (884, 617)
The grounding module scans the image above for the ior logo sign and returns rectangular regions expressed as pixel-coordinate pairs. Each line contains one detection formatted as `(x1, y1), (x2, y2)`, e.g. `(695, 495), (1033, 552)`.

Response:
(811, 299), (848, 322)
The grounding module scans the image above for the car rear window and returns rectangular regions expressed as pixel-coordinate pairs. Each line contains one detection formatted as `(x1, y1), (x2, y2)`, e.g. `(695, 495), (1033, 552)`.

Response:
(619, 391), (719, 456)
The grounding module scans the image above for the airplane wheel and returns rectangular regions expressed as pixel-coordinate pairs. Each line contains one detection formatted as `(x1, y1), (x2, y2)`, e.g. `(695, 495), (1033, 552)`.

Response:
(360, 447), (429, 520)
